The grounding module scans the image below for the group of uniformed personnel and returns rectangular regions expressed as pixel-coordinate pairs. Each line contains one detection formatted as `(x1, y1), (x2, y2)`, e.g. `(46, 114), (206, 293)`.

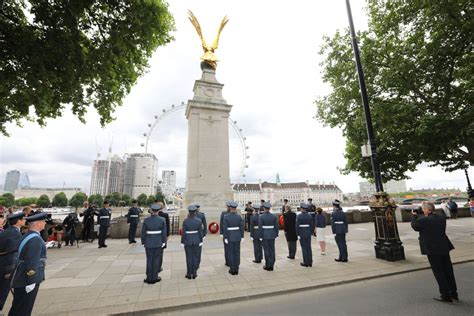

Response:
(0, 210), (49, 316)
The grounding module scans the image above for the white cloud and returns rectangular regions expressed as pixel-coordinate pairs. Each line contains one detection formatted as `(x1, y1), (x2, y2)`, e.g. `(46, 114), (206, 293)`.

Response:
(0, 0), (471, 194)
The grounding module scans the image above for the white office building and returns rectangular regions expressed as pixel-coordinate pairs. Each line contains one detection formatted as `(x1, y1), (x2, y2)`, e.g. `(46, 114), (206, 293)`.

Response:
(89, 155), (124, 196)
(161, 170), (176, 196)
(123, 153), (159, 198)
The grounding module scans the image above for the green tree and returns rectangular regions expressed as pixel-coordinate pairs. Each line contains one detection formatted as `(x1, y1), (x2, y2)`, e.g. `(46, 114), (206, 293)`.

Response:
(15, 197), (32, 206)
(0, 0), (175, 136)
(69, 192), (88, 210)
(146, 195), (156, 206)
(88, 194), (104, 208)
(52, 192), (68, 207)
(121, 194), (131, 206)
(110, 192), (122, 206)
(315, 0), (473, 181)
(1, 193), (15, 207)
(37, 194), (51, 208)
(155, 192), (165, 203)
(137, 193), (147, 207)
(29, 197), (38, 205)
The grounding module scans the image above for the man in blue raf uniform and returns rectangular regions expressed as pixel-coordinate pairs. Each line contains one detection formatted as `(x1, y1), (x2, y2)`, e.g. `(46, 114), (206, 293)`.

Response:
(9, 212), (48, 316)
(220, 202), (231, 266)
(181, 205), (204, 279)
(331, 199), (348, 262)
(0, 212), (25, 311)
(250, 205), (262, 263)
(259, 202), (279, 271)
(126, 200), (142, 244)
(223, 201), (244, 275)
(97, 200), (112, 248)
(296, 203), (314, 267)
(412, 202), (458, 303)
(141, 204), (167, 284)
(194, 204), (207, 270)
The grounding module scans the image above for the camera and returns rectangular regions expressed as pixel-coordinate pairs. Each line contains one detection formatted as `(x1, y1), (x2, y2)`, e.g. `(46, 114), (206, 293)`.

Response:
(411, 206), (423, 215)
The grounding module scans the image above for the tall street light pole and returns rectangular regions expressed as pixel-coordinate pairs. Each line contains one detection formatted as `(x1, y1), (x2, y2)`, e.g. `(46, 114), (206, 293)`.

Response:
(345, 0), (405, 261)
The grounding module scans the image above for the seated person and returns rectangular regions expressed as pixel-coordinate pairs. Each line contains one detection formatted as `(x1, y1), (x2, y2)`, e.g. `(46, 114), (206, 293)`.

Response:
(46, 224), (64, 248)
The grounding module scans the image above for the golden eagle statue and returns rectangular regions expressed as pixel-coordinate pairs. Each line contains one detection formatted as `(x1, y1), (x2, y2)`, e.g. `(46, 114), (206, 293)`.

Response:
(188, 10), (229, 69)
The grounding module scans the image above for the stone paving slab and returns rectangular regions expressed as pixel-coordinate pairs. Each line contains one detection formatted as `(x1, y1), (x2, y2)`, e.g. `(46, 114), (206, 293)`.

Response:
(2, 218), (473, 315)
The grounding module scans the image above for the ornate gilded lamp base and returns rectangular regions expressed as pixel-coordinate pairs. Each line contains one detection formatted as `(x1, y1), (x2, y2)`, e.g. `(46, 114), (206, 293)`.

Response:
(370, 192), (405, 261)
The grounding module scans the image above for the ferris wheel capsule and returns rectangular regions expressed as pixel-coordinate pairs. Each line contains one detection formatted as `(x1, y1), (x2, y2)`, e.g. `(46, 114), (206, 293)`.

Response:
(140, 143), (144, 147)
(143, 133), (147, 137)
(154, 115), (158, 119)
(162, 109), (166, 113)
(148, 124), (151, 127)
(233, 121), (237, 124)
(172, 104), (175, 108)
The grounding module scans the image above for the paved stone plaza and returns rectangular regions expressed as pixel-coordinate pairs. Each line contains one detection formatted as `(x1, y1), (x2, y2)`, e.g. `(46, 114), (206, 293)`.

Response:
(5, 218), (472, 315)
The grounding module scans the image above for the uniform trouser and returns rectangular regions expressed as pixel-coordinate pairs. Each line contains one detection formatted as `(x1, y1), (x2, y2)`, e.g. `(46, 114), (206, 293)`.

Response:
(98, 225), (108, 247)
(197, 245), (202, 269)
(0, 271), (13, 310)
(451, 212), (457, 219)
(335, 233), (348, 260)
(427, 254), (457, 298)
(145, 247), (163, 281)
(128, 223), (138, 241)
(227, 241), (241, 273)
(82, 221), (93, 241)
(287, 240), (297, 259)
(263, 239), (276, 268)
(65, 228), (76, 245)
(184, 245), (201, 277)
(9, 284), (40, 316)
(253, 238), (263, 261)
(299, 237), (312, 265)
(222, 236), (230, 265)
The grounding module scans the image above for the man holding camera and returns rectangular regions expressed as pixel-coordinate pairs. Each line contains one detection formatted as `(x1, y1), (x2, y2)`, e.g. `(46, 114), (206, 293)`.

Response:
(411, 201), (458, 303)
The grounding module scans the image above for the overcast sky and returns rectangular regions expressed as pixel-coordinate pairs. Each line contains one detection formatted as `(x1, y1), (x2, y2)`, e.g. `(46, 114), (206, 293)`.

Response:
(0, 0), (472, 194)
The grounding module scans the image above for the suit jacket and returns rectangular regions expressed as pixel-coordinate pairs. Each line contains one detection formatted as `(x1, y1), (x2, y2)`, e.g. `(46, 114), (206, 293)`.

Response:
(181, 217), (203, 246)
(127, 207), (141, 224)
(258, 212), (279, 240)
(196, 211), (207, 236)
(158, 211), (170, 237)
(331, 208), (348, 234)
(223, 212), (244, 242)
(11, 231), (47, 288)
(411, 212), (454, 255)
(283, 211), (297, 241)
(0, 226), (22, 273)
(296, 212), (314, 238)
(141, 215), (167, 248)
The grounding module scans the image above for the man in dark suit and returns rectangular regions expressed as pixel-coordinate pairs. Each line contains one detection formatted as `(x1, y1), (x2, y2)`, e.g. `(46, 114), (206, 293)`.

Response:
(0, 212), (25, 311)
(283, 204), (297, 259)
(411, 201), (458, 303)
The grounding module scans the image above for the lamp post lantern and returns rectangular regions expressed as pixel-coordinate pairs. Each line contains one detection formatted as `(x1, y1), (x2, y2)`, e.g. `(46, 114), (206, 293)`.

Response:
(345, 0), (405, 261)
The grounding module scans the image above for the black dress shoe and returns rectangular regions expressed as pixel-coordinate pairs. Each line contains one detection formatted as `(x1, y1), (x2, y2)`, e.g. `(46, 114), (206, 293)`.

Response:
(129, 241), (133, 244)
(341, 259), (348, 262)
(132, 240), (137, 243)
(300, 263), (308, 267)
(192, 275), (197, 279)
(155, 277), (161, 282)
(263, 266), (268, 270)
(433, 296), (453, 303)
(267, 267), (274, 271)
(451, 293), (459, 301)
(103, 245), (108, 248)
(308, 264), (312, 267)
(160, 268), (163, 272)
(185, 275), (192, 279)
(335, 258), (342, 262)
(287, 256), (295, 259)
(252, 260), (261, 263)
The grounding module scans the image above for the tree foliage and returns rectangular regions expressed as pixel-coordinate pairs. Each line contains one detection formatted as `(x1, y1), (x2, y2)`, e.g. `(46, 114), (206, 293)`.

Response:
(69, 192), (88, 209)
(52, 192), (68, 207)
(37, 194), (51, 208)
(315, 0), (473, 181)
(1, 193), (15, 207)
(88, 194), (103, 207)
(0, 0), (175, 135)
(121, 193), (131, 206)
(137, 193), (147, 207)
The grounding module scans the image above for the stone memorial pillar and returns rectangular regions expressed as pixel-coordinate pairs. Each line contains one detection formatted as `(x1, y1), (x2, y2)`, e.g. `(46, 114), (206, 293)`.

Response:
(183, 63), (234, 222)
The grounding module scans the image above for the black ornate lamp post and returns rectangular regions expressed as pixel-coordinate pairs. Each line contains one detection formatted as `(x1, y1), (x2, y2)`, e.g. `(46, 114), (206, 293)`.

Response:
(465, 169), (474, 199)
(345, 0), (405, 261)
